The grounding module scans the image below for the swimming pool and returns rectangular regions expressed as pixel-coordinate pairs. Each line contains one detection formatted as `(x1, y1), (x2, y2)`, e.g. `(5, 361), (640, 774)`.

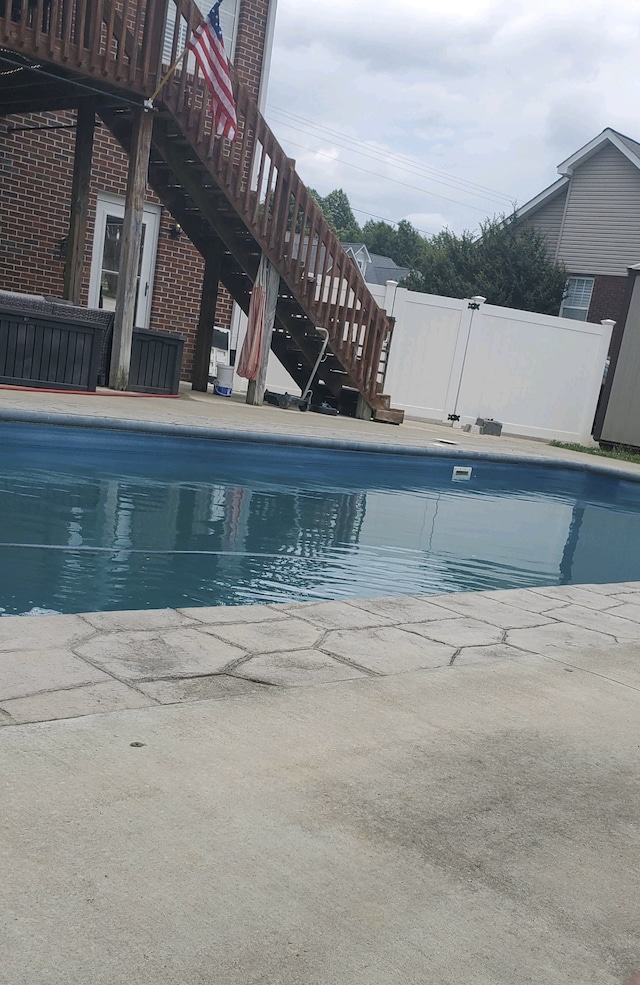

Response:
(2, 420), (640, 615)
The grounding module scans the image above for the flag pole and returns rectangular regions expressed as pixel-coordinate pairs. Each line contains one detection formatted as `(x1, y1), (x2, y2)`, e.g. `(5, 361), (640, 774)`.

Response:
(149, 45), (189, 103)
(151, 0), (225, 103)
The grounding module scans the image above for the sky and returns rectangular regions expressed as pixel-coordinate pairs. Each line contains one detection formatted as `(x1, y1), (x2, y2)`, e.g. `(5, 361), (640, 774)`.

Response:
(264, 0), (640, 238)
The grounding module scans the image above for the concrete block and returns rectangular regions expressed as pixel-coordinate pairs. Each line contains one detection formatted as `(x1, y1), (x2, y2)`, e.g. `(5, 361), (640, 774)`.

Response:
(479, 418), (502, 436)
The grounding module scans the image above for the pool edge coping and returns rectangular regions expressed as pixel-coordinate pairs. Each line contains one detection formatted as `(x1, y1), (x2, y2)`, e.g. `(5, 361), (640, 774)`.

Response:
(3, 407), (640, 482)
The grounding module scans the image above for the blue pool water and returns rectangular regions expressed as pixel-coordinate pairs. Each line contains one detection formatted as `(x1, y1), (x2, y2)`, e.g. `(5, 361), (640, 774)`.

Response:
(2, 421), (640, 615)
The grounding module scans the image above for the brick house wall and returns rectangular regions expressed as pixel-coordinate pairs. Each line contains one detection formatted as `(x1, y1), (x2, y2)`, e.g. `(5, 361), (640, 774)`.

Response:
(0, 0), (273, 381)
(587, 274), (630, 327)
(235, 0), (270, 103)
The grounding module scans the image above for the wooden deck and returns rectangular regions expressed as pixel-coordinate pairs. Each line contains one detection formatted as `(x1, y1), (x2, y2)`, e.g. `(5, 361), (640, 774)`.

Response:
(0, 0), (403, 422)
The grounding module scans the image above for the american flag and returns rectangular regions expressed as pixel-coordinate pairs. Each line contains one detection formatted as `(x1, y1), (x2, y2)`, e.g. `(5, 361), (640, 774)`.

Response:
(187, 2), (237, 141)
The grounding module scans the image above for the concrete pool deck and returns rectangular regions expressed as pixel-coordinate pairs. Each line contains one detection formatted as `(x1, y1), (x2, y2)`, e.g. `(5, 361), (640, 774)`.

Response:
(1, 386), (640, 983)
(1, 380), (640, 472)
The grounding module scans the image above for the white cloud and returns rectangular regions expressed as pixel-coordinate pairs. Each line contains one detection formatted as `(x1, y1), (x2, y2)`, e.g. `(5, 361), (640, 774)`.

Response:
(403, 213), (453, 236)
(266, 0), (640, 234)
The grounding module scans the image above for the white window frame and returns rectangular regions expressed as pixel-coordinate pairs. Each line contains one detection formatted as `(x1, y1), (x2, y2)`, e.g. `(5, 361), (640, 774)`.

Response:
(560, 275), (594, 321)
(88, 192), (161, 330)
(162, 0), (239, 68)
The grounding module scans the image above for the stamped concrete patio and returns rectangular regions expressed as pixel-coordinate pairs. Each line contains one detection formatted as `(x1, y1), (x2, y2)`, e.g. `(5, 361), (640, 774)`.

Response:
(2, 583), (640, 726)
(1, 386), (639, 984)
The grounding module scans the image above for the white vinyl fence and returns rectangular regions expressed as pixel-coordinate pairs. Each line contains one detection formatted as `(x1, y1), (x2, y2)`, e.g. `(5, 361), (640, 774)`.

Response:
(231, 282), (613, 443)
(369, 282), (613, 443)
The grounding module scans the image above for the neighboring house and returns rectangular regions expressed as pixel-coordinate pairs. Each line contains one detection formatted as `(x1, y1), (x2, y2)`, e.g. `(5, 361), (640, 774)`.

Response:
(287, 237), (410, 286)
(0, 0), (278, 380)
(517, 128), (640, 327)
(342, 244), (410, 286)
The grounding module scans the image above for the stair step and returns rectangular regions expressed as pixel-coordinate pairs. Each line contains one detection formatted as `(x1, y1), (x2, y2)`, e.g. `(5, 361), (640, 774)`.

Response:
(373, 407), (405, 425)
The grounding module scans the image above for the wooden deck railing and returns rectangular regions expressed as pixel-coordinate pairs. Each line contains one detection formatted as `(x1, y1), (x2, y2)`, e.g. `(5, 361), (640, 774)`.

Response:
(0, 0), (163, 90)
(0, 0), (395, 405)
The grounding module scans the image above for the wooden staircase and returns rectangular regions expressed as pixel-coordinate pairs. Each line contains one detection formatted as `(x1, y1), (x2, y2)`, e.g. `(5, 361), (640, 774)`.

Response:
(0, 0), (404, 422)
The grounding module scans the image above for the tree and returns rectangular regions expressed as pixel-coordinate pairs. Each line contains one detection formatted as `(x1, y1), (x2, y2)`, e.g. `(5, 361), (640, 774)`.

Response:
(308, 190), (566, 315)
(308, 187), (361, 241)
(310, 190), (427, 269)
(362, 218), (425, 269)
(406, 215), (567, 315)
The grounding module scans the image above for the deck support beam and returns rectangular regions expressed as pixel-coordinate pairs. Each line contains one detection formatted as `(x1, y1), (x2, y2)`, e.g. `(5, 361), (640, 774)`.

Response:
(109, 105), (153, 391)
(355, 393), (373, 421)
(63, 101), (96, 305)
(192, 244), (223, 392)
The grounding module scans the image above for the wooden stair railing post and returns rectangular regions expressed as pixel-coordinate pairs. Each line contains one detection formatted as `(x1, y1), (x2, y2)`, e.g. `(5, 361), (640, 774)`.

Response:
(109, 104), (153, 390)
(63, 100), (96, 305)
(192, 243), (223, 392)
(141, 0), (170, 91)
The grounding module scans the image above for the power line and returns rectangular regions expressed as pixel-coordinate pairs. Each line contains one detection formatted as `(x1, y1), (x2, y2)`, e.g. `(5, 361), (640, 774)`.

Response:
(277, 136), (498, 216)
(349, 206), (439, 237)
(269, 109), (512, 207)
(267, 103), (515, 205)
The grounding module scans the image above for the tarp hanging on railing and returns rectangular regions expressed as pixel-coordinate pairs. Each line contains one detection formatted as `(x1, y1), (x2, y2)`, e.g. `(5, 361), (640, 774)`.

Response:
(237, 253), (278, 380)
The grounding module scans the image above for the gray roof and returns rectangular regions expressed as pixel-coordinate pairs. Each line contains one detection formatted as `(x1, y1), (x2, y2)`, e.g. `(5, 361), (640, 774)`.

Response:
(287, 235), (410, 285)
(612, 129), (640, 160)
(342, 243), (411, 285)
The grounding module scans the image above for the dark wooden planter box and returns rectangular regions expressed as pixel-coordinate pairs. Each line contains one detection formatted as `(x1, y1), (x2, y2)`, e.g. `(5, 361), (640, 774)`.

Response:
(0, 303), (104, 391)
(0, 292), (184, 395)
(129, 328), (184, 395)
(98, 327), (184, 395)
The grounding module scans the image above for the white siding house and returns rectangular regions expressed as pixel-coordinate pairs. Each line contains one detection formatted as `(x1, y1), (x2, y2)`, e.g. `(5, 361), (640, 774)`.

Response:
(517, 128), (640, 327)
(557, 142), (640, 277)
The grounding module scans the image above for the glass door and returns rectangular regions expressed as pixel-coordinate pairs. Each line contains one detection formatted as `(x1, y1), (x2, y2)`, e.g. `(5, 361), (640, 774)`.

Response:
(89, 194), (160, 328)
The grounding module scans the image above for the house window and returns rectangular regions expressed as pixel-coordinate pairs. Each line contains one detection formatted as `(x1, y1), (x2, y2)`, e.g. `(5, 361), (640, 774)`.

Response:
(163, 0), (240, 68)
(560, 276), (594, 321)
(218, 0), (240, 55)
